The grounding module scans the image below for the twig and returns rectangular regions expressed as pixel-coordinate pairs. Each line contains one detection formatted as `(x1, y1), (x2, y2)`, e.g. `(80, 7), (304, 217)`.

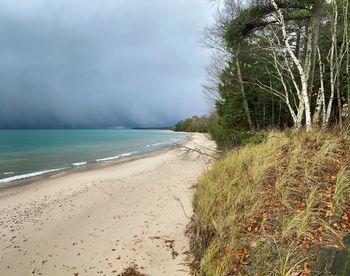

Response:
(173, 195), (190, 219)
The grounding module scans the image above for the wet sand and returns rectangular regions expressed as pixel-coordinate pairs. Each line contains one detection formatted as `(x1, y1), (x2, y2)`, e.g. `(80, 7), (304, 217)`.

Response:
(0, 133), (216, 276)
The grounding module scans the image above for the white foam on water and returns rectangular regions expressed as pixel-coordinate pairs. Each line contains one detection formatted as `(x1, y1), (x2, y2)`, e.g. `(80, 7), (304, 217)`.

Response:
(149, 138), (184, 147)
(72, 162), (87, 166)
(3, 172), (14, 175)
(120, 151), (137, 157)
(0, 168), (67, 183)
(96, 151), (137, 162)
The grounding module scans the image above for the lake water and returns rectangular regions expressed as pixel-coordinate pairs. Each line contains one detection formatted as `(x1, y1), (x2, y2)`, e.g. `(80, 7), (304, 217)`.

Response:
(0, 129), (187, 185)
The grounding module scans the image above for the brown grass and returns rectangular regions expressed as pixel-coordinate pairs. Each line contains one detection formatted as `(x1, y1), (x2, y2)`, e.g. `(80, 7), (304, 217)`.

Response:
(188, 129), (350, 275)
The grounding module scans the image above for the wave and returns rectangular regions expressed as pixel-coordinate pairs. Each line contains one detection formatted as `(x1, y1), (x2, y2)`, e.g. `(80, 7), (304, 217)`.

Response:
(147, 138), (185, 147)
(3, 172), (14, 175)
(96, 151), (138, 162)
(72, 162), (87, 166)
(0, 168), (67, 184)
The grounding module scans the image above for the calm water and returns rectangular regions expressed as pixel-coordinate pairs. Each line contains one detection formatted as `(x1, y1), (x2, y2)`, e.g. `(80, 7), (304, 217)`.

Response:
(0, 129), (187, 185)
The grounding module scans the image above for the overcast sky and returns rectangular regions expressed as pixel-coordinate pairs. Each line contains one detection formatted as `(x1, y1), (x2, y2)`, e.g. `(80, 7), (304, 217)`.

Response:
(0, 0), (213, 128)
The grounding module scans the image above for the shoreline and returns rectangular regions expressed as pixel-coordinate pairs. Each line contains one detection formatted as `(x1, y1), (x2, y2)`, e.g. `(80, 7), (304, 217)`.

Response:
(0, 146), (178, 199)
(0, 132), (215, 276)
(0, 132), (191, 191)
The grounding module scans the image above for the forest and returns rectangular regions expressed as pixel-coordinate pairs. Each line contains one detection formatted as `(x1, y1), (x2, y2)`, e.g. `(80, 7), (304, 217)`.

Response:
(176, 0), (350, 150)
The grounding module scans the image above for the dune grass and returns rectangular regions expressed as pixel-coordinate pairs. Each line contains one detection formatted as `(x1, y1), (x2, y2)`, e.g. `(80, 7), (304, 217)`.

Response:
(188, 129), (350, 275)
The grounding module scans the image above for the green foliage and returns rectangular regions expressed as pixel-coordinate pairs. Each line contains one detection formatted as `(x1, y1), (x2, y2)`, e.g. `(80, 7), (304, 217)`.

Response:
(224, 1), (311, 46)
(209, 126), (241, 150)
(209, 124), (268, 150)
(241, 130), (267, 145)
(173, 115), (212, 133)
(289, 9), (310, 20)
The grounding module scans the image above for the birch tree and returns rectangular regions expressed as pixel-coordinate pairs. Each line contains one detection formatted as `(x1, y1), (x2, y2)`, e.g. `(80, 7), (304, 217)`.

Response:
(324, 0), (350, 128)
(313, 47), (326, 126)
(255, 27), (300, 126)
(271, 0), (312, 131)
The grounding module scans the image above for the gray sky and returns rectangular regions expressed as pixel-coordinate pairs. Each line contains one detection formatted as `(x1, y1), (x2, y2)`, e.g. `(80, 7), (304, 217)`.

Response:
(0, 0), (213, 128)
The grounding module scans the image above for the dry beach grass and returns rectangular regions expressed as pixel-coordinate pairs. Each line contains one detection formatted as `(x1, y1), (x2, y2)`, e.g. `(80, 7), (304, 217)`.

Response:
(189, 129), (350, 275)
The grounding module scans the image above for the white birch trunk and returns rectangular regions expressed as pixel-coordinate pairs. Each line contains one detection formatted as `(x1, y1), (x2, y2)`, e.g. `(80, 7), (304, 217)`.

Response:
(271, 0), (312, 131)
(314, 47), (325, 125)
(296, 99), (305, 129)
(271, 52), (297, 124)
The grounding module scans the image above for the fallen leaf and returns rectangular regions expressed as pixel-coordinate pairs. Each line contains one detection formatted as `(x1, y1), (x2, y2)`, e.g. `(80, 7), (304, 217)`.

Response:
(243, 248), (250, 258)
(302, 262), (312, 276)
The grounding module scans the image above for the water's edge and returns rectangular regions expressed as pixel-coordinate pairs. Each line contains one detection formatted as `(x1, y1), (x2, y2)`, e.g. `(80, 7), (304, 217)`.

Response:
(0, 133), (191, 190)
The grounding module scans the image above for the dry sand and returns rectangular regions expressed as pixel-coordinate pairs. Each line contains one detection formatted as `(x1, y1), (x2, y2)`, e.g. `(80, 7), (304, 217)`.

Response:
(0, 133), (216, 276)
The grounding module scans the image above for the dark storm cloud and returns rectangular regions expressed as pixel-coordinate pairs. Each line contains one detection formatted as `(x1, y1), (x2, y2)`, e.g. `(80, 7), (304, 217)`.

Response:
(0, 0), (212, 128)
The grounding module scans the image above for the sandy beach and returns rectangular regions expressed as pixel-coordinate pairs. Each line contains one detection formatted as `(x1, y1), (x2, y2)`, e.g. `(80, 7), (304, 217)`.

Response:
(0, 133), (216, 276)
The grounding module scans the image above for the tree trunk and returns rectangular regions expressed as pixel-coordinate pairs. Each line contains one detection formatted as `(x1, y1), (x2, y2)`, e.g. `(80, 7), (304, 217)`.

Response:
(296, 98), (305, 129)
(278, 102), (281, 126)
(324, 0), (338, 128)
(307, 0), (322, 91)
(295, 23), (301, 60)
(263, 99), (266, 127)
(337, 77), (343, 128)
(314, 92), (323, 125)
(271, 94), (275, 125)
(235, 46), (253, 129)
(314, 47), (325, 125)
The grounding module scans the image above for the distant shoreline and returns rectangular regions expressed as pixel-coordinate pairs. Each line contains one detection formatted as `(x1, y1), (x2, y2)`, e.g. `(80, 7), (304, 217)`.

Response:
(131, 127), (173, 130)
